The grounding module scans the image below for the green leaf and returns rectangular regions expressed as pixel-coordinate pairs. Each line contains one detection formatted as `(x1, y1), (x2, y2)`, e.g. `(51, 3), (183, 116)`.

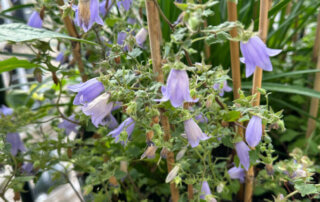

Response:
(294, 183), (318, 197)
(223, 111), (241, 122)
(0, 23), (97, 45)
(0, 57), (39, 73)
(263, 69), (320, 81)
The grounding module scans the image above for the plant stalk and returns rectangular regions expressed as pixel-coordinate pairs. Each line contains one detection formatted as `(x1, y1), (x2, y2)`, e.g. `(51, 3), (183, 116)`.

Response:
(312, 11), (320, 62)
(145, 1), (179, 201)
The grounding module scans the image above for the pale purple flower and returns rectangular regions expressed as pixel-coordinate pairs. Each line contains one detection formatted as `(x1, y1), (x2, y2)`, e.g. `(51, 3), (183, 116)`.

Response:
(174, 12), (185, 25)
(240, 36), (282, 78)
(105, 114), (119, 130)
(99, 0), (112, 17)
(117, 0), (132, 11)
(200, 181), (217, 202)
(245, 116), (262, 147)
(235, 141), (250, 171)
(213, 81), (232, 96)
(56, 52), (65, 63)
(82, 93), (114, 127)
(184, 118), (209, 148)
(155, 69), (198, 108)
(0, 105), (13, 116)
(74, 0), (104, 32)
(68, 78), (105, 105)
(27, 11), (42, 28)
(195, 113), (208, 123)
(135, 28), (148, 47)
(117, 32), (127, 45)
(127, 18), (136, 25)
(58, 115), (78, 136)
(22, 162), (34, 174)
(228, 166), (246, 183)
(108, 117), (135, 144)
(6, 133), (26, 156)
(140, 145), (157, 159)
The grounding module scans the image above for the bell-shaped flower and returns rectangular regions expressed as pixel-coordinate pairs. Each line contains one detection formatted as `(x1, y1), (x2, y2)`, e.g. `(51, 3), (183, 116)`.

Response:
(105, 114), (119, 130)
(0, 105), (13, 116)
(6, 133), (26, 156)
(228, 166), (246, 183)
(135, 28), (148, 47)
(22, 162), (34, 175)
(117, 32), (127, 45)
(155, 69), (198, 108)
(117, 0), (133, 11)
(74, 0), (104, 32)
(184, 118), (209, 148)
(82, 93), (114, 127)
(68, 78), (105, 105)
(213, 81), (232, 96)
(240, 36), (282, 78)
(200, 181), (217, 202)
(108, 117), (135, 144)
(245, 115), (262, 147)
(140, 144), (157, 159)
(27, 11), (42, 28)
(195, 113), (208, 123)
(56, 52), (65, 63)
(99, 0), (112, 17)
(58, 115), (78, 136)
(235, 141), (250, 171)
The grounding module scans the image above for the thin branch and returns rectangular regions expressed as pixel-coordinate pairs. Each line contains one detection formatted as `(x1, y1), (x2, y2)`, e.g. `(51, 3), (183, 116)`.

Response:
(152, 0), (175, 30)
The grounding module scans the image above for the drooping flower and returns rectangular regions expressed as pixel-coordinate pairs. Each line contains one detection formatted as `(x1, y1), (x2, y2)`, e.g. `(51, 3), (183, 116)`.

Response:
(6, 133), (26, 156)
(245, 115), (262, 147)
(74, 0), (104, 32)
(213, 81), (232, 97)
(58, 115), (78, 136)
(228, 166), (246, 183)
(108, 117), (135, 144)
(127, 18), (136, 25)
(117, 0), (133, 11)
(27, 11), (42, 28)
(0, 105), (13, 116)
(135, 28), (148, 47)
(200, 181), (217, 202)
(184, 118), (209, 148)
(68, 78), (105, 105)
(174, 12), (185, 26)
(105, 114), (119, 130)
(117, 32), (127, 45)
(22, 162), (34, 174)
(140, 145), (157, 159)
(195, 113), (208, 123)
(56, 52), (65, 63)
(165, 165), (179, 183)
(155, 69), (198, 108)
(240, 36), (282, 78)
(235, 141), (250, 171)
(82, 93), (114, 127)
(99, 0), (112, 17)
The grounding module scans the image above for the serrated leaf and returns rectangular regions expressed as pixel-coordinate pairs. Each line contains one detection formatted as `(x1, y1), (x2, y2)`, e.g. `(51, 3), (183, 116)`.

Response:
(294, 184), (318, 197)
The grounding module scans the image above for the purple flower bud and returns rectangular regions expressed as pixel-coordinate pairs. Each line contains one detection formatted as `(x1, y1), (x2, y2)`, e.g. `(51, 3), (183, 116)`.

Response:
(184, 118), (209, 148)
(117, 0), (133, 11)
(74, 0), (104, 32)
(135, 28), (148, 47)
(228, 166), (246, 183)
(155, 69), (198, 108)
(140, 145), (157, 159)
(105, 114), (119, 130)
(56, 52), (65, 63)
(127, 18), (136, 25)
(195, 113), (208, 123)
(245, 116), (262, 147)
(108, 117), (135, 145)
(21, 162), (34, 174)
(117, 31), (127, 45)
(213, 81), (232, 96)
(240, 36), (282, 78)
(200, 181), (217, 202)
(99, 0), (112, 17)
(27, 11), (42, 28)
(6, 133), (26, 156)
(235, 141), (250, 171)
(58, 115), (78, 136)
(82, 93), (114, 127)
(0, 105), (13, 116)
(174, 12), (185, 25)
(68, 78), (105, 105)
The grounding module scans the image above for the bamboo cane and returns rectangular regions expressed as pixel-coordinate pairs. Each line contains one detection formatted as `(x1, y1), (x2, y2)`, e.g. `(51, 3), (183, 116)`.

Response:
(312, 12), (320, 62)
(245, 1), (270, 201)
(145, 1), (180, 201)
(306, 15), (320, 138)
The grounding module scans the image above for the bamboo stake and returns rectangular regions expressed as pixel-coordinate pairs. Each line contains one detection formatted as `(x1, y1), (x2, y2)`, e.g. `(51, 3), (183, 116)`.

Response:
(306, 16), (320, 137)
(245, 1), (270, 201)
(312, 12), (320, 62)
(145, 1), (179, 201)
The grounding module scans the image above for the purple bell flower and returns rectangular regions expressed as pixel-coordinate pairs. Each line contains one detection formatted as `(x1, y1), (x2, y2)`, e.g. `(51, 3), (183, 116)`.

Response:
(127, 18), (136, 25)
(58, 115), (78, 136)
(82, 93), (114, 127)
(22, 162), (34, 174)
(228, 166), (246, 183)
(135, 28), (148, 47)
(117, 32), (127, 45)
(235, 141), (250, 171)
(99, 0), (112, 17)
(213, 81), (232, 96)
(74, 0), (104, 32)
(240, 36), (282, 78)
(245, 116), (262, 147)
(140, 145), (157, 159)
(56, 52), (65, 63)
(117, 0), (133, 11)
(105, 114), (119, 130)
(6, 133), (26, 156)
(27, 11), (42, 28)
(200, 181), (217, 202)
(108, 117), (135, 144)
(68, 78), (105, 105)
(155, 69), (198, 108)
(195, 113), (208, 123)
(184, 118), (209, 148)
(0, 105), (13, 116)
